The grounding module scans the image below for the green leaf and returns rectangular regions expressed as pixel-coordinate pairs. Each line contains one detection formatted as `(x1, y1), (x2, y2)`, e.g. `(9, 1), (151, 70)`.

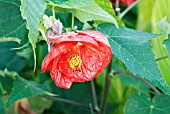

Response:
(125, 93), (170, 114)
(0, 0), (27, 42)
(0, 0), (30, 71)
(16, 47), (32, 60)
(6, 75), (50, 108)
(0, 42), (28, 71)
(0, 97), (5, 114)
(95, 0), (124, 26)
(97, 23), (170, 94)
(0, 89), (5, 114)
(47, 0), (118, 27)
(163, 34), (170, 56)
(151, 0), (170, 84)
(157, 16), (170, 34)
(20, 0), (46, 70)
(119, 75), (150, 92)
(137, 0), (154, 32)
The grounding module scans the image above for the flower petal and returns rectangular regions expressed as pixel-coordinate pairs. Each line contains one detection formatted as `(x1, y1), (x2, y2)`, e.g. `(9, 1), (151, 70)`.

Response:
(50, 58), (73, 89)
(58, 46), (99, 82)
(81, 42), (112, 71)
(41, 42), (76, 73)
(78, 30), (110, 47)
(49, 34), (98, 46)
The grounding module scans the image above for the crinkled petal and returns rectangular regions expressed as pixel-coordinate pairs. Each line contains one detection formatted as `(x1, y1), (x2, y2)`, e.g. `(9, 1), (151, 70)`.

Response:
(78, 30), (110, 47)
(49, 34), (98, 46)
(41, 42), (76, 73)
(58, 46), (99, 82)
(81, 42), (112, 71)
(50, 58), (73, 89)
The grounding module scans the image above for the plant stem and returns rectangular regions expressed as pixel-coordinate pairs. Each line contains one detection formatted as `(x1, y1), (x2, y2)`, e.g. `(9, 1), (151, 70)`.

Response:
(113, 71), (161, 94)
(40, 95), (98, 112)
(91, 80), (99, 113)
(35, 44), (43, 82)
(72, 14), (74, 30)
(99, 60), (112, 114)
(115, 0), (120, 16)
(52, 5), (55, 19)
(119, 0), (140, 19)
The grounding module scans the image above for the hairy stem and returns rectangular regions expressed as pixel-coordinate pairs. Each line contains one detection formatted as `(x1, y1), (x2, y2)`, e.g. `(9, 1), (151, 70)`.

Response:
(99, 60), (112, 114)
(119, 0), (140, 18)
(40, 95), (98, 113)
(113, 71), (161, 94)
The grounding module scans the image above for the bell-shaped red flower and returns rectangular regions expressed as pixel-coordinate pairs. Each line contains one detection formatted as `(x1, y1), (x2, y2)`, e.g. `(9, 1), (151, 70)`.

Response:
(41, 30), (112, 89)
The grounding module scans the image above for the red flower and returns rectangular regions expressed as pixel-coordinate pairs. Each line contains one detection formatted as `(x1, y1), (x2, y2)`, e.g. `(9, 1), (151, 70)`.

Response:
(109, 0), (135, 6)
(41, 30), (112, 89)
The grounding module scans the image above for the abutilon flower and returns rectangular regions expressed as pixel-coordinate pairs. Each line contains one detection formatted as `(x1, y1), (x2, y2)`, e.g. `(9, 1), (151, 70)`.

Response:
(41, 30), (112, 89)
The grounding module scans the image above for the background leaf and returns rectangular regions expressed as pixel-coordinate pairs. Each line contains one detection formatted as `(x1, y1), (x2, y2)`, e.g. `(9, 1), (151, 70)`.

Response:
(163, 34), (170, 56)
(0, 89), (5, 114)
(20, 0), (46, 70)
(125, 93), (170, 114)
(0, 0), (27, 44)
(6, 76), (50, 108)
(137, 0), (154, 32)
(151, 0), (170, 83)
(47, 0), (118, 27)
(97, 23), (170, 94)
(157, 16), (170, 34)
(95, 0), (124, 26)
(0, 0), (29, 71)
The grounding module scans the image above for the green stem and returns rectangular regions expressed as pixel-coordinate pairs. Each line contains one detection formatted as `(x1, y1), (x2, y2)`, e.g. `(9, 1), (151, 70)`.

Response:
(40, 95), (98, 113)
(113, 71), (161, 94)
(99, 60), (112, 114)
(119, 0), (140, 18)
(72, 14), (74, 30)
(52, 5), (55, 19)
(35, 44), (43, 82)
(91, 80), (99, 113)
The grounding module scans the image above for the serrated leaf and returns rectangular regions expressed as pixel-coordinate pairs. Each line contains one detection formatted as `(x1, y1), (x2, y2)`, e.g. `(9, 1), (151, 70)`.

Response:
(125, 93), (170, 114)
(157, 16), (170, 34)
(163, 34), (170, 56)
(6, 76), (50, 108)
(97, 23), (170, 94)
(47, 0), (118, 27)
(20, 0), (46, 70)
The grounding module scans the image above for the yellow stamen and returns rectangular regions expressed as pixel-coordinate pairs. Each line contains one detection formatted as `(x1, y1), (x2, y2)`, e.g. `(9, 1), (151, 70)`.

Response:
(68, 54), (82, 70)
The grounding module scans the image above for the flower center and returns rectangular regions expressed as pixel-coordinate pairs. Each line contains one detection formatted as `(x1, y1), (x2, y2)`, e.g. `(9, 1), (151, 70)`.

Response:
(68, 54), (82, 70)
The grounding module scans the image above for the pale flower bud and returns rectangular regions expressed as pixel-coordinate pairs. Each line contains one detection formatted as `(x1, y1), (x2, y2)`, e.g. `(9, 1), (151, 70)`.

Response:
(44, 19), (52, 29)
(52, 20), (63, 35)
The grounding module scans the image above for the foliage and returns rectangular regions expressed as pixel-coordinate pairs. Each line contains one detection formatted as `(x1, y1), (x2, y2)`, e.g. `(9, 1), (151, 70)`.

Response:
(125, 93), (170, 114)
(0, 0), (170, 114)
